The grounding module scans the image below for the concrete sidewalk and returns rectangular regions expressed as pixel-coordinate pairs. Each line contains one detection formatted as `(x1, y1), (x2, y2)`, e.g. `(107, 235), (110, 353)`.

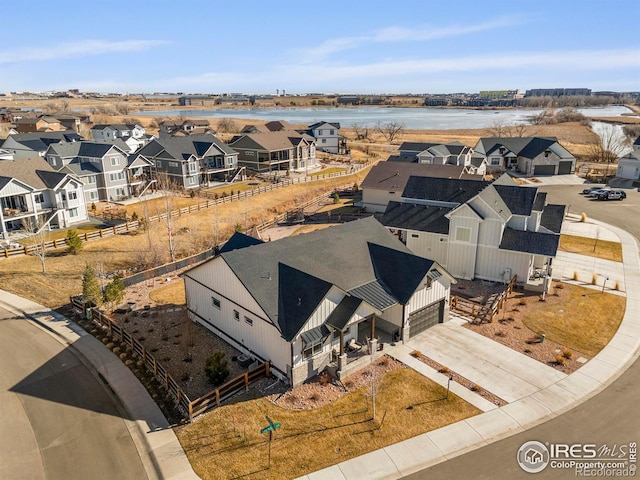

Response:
(0, 291), (200, 480)
(297, 218), (640, 480)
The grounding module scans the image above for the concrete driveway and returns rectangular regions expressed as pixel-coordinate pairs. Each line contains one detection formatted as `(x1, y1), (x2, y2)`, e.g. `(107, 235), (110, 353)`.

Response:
(400, 318), (567, 404)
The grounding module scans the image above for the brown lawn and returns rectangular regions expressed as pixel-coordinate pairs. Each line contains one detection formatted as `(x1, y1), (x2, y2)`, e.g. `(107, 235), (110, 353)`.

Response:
(176, 367), (480, 480)
(559, 234), (623, 262)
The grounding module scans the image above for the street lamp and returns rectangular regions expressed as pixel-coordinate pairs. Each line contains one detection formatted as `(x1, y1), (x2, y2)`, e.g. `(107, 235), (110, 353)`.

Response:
(602, 276), (609, 293)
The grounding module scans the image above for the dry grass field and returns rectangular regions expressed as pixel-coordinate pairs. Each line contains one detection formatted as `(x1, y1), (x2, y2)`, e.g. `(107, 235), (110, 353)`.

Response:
(176, 367), (480, 480)
(559, 234), (623, 262)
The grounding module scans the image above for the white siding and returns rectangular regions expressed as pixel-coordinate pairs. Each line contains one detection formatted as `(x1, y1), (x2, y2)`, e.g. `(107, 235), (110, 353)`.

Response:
(406, 277), (449, 319)
(362, 189), (401, 213)
(0, 180), (32, 197)
(507, 214), (527, 231)
(405, 231), (449, 267)
(477, 218), (504, 247)
(184, 259), (291, 377)
(474, 246), (531, 283)
(447, 215), (480, 279)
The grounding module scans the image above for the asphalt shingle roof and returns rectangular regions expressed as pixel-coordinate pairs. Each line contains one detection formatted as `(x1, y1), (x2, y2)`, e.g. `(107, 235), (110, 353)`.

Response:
(402, 176), (490, 204)
(193, 218), (433, 341)
(218, 232), (264, 254)
(0, 157), (67, 190)
(499, 228), (560, 256)
(380, 201), (451, 234)
(361, 161), (480, 192)
(540, 204), (566, 234)
(138, 134), (236, 161)
(493, 184), (539, 216)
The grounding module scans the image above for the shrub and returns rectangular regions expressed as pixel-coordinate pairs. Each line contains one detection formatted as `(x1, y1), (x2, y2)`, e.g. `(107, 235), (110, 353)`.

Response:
(106, 342), (115, 350)
(66, 229), (83, 255)
(523, 349), (532, 354)
(136, 360), (145, 368)
(580, 212), (587, 222)
(125, 359), (134, 366)
(438, 366), (450, 374)
(469, 384), (480, 392)
(615, 280), (621, 291)
(555, 355), (566, 365)
(592, 273), (598, 285)
(518, 298), (528, 306)
(555, 282), (564, 290)
(308, 393), (320, 402)
(410, 350), (422, 358)
(204, 352), (230, 386)
(119, 353), (128, 361)
(562, 349), (573, 359)
(573, 271), (579, 281)
(494, 330), (506, 337)
(112, 347), (121, 355)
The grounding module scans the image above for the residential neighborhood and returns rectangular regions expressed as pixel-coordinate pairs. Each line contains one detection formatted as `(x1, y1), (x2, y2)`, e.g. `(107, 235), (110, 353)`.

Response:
(0, 7), (638, 477)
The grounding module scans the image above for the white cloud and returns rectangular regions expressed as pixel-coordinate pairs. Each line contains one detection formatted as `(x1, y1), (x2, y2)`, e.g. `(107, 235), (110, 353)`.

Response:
(300, 15), (526, 61)
(0, 40), (168, 64)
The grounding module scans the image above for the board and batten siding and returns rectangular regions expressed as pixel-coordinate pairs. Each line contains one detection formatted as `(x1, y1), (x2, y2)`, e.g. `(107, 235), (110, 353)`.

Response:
(447, 215), (480, 279)
(477, 218), (504, 247)
(506, 214), (527, 231)
(474, 245), (531, 283)
(184, 259), (291, 378)
(406, 276), (449, 319)
(405, 231), (449, 268)
(0, 179), (31, 197)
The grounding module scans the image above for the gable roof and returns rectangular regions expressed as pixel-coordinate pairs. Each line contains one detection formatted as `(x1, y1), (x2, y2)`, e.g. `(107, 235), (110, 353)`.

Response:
(230, 131), (313, 152)
(0, 157), (69, 190)
(195, 217), (437, 341)
(2, 131), (83, 151)
(48, 141), (125, 159)
(477, 137), (562, 159)
(493, 184), (539, 216)
(402, 176), (490, 204)
(380, 201), (451, 234)
(308, 121), (340, 130)
(499, 228), (560, 256)
(361, 161), (479, 191)
(218, 231), (264, 254)
(540, 204), (566, 233)
(137, 134), (236, 160)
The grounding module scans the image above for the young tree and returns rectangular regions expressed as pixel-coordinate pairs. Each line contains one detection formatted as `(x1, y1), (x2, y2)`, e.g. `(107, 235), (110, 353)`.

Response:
(65, 229), (83, 255)
(156, 172), (178, 262)
(375, 121), (405, 143)
(351, 122), (369, 140)
(82, 264), (103, 307)
(204, 352), (230, 386)
(217, 117), (237, 133)
(588, 123), (629, 163)
(103, 274), (125, 311)
(22, 217), (47, 274)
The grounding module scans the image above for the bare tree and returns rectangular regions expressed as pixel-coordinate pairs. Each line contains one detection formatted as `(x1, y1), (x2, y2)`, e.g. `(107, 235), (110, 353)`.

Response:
(588, 123), (629, 163)
(375, 121), (405, 143)
(217, 117), (237, 133)
(22, 217), (47, 274)
(351, 122), (369, 140)
(155, 172), (179, 262)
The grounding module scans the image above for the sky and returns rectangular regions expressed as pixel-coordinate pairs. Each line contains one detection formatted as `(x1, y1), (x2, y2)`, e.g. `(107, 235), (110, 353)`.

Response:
(1, 0), (639, 95)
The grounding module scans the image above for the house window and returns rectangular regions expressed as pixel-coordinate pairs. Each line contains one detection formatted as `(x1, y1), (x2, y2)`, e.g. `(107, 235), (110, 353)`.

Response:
(212, 297), (221, 309)
(110, 156), (120, 166)
(411, 234), (419, 238)
(330, 129), (335, 135)
(68, 191), (77, 200)
(115, 188), (125, 198)
(322, 139), (326, 144)
(490, 157), (501, 166)
(455, 226), (471, 242)
(89, 191), (99, 200)
(188, 162), (197, 173)
(303, 339), (323, 359)
(244, 316), (253, 326)
(34, 193), (44, 204)
(110, 172), (125, 181)
(69, 208), (78, 218)
(88, 175), (97, 184)
(233, 310), (240, 321)
(169, 161), (179, 168)
(50, 157), (57, 167)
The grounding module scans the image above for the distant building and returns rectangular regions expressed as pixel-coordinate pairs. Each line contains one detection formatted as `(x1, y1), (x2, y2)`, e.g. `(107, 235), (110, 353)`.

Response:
(524, 88), (591, 97)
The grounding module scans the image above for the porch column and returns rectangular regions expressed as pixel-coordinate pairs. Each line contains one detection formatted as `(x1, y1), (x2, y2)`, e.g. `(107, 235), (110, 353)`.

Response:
(339, 330), (345, 356)
(370, 315), (375, 342)
(0, 209), (7, 241)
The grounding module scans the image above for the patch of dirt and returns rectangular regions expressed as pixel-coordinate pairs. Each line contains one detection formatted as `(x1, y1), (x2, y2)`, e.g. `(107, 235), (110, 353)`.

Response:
(462, 286), (590, 374)
(260, 356), (405, 411)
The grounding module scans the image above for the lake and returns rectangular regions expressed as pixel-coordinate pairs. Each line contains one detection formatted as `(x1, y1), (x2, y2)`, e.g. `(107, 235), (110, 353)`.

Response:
(133, 105), (631, 130)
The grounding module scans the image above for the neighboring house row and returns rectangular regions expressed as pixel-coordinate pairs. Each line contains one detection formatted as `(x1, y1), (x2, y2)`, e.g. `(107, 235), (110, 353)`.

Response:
(135, 134), (241, 189)
(0, 157), (88, 242)
(158, 119), (214, 138)
(380, 173), (565, 291)
(229, 130), (318, 173)
(12, 115), (68, 133)
(91, 123), (154, 151)
(474, 137), (576, 176)
(45, 141), (153, 203)
(361, 161), (485, 213)
(1, 132), (83, 159)
(396, 141), (487, 176)
(183, 217), (455, 386)
(241, 120), (345, 155)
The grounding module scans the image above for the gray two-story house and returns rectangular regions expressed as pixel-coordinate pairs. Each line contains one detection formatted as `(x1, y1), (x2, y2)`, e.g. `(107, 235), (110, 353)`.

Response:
(44, 142), (138, 203)
(135, 134), (240, 189)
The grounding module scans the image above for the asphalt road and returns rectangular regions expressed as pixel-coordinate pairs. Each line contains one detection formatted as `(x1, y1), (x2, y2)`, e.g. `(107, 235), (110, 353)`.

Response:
(406, 183), (640, 480)
(0, 307), (148, 480)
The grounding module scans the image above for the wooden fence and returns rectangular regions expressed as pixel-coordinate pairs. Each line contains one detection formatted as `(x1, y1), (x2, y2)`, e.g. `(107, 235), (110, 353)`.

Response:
(451, 275), (518, 324)
(188, 362), (271, 421)
(2, 160), (375, 259)
(70, 296), (271, 422)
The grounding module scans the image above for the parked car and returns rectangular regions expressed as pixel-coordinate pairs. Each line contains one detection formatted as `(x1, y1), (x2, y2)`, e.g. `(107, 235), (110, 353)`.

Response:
(582, 186), (603, 195)
(597, 190), (626, 201)
(588, 188), (612, 197)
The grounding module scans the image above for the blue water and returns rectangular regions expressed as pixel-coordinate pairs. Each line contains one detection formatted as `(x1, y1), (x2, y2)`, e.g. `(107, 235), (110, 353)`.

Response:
(132, 105), (631, 130)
